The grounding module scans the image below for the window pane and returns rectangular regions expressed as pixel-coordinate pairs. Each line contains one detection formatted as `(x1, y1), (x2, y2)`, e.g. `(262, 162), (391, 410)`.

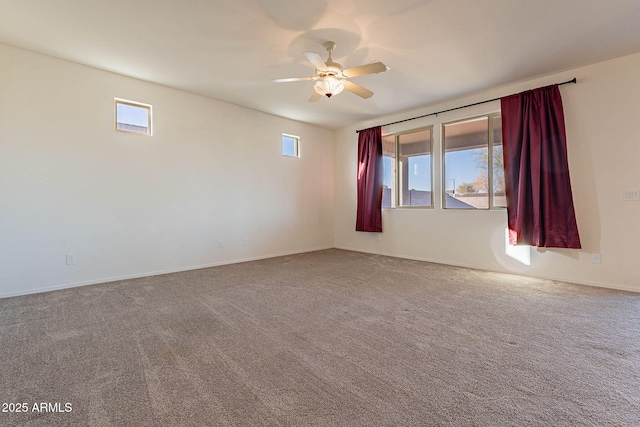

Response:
(115, 100), (151, 135)
(382, 134), (396, 208)
(398, 129), (432, 207)
(492, 116), (507, 208)
(282, 135), (299, 157)
(443, 117), (489, 209)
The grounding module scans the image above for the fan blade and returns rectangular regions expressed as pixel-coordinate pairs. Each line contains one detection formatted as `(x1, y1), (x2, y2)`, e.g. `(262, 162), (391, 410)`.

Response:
(304, 51), (328, 71)
(344, 81), (374, 99)
(308, 92), (322, 102)
(272, 76), (315, 83)
(342, 61), (387, 78)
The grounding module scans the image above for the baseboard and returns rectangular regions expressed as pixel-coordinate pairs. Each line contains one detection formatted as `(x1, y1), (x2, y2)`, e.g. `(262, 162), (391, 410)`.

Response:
(4, 245), (636, 298)
(0, 246), (334, 299)
(333, 245), (640, 294)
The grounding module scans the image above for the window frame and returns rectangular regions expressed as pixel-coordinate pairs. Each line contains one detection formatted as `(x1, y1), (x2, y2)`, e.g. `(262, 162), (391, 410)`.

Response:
(281, 133), (300, 158)
(441, 112), (504, 210)
(114, 98), (152, 136)
(382, 126), (434, 209)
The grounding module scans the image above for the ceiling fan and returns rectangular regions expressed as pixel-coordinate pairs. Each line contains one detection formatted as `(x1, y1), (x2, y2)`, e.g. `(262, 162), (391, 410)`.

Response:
(272, 41), (388, 102)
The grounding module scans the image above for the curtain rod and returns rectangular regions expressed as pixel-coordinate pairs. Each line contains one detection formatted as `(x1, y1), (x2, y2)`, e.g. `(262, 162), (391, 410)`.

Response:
(355, 77), (577, 133)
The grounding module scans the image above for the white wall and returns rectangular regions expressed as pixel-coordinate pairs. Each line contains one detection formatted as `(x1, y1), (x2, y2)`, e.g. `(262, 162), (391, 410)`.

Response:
(0, 43), (335, 297)
(334, 52), (640, 293)
(3, 42), (638, 297)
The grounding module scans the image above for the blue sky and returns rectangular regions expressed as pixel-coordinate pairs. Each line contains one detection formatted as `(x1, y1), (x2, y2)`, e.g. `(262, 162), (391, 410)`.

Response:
(282, 136), (297, 156)
(444, 149), (485, 191)
(117, 102), (149, 126)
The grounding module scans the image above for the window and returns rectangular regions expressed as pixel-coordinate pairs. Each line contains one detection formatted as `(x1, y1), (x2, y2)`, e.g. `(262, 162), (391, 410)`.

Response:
(382, 134), (396, 208)
(115, 99), (152, 135)
(382, 127), (433, 208)
(442, 114), (505, 209)
(282, 134), (300, 157)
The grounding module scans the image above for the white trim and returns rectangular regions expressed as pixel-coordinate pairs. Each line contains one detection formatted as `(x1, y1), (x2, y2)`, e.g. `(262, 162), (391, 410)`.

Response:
(0, 246), (333, 299)
(333, 245), (640, 294)
(5, 246), (636, 298)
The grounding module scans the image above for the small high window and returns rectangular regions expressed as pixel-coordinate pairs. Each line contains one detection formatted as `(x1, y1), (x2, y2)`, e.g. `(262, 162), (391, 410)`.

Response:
(282, 134), (300, 157)
(115, 99), (152, 135)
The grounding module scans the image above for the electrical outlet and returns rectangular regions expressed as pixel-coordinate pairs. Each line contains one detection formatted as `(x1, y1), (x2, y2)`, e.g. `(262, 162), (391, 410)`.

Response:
(591, 253), (602, 264)
(66, 253), (77, 265)
(623, 189), (640, 201)
(218, 241), (224, 249)
(244, 238), (249, 246)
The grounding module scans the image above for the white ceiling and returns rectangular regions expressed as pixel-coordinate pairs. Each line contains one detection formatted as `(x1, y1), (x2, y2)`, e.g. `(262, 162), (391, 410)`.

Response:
(2, 0), (640, 129)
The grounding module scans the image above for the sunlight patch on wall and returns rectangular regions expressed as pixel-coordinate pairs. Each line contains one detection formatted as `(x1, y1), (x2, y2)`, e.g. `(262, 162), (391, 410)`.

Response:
(505, 228), (530, 265)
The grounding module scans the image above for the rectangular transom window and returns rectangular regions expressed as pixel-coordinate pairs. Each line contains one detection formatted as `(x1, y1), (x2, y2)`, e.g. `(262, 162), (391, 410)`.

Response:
(115, 99), (152, 135)
(282, 134), (300, 157)
(442, 114), (505, 209)
(382, 127), (433, 208)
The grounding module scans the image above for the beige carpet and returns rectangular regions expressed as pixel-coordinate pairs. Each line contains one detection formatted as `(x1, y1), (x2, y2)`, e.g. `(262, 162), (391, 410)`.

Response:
(1, 249), (639, 426)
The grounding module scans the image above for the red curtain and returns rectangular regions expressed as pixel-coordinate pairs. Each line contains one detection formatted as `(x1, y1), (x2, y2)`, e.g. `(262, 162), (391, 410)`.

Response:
(501, 85), (581, 248)
(356, 126), (383, 232)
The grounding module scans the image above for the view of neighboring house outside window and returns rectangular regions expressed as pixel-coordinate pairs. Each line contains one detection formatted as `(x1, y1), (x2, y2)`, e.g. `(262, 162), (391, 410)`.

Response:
(443, 114), (505, 209)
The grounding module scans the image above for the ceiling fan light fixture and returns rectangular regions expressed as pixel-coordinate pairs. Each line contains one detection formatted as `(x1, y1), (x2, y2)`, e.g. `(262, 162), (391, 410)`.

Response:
(273, 41), (387, 102)
(314, 75), (344, 98)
